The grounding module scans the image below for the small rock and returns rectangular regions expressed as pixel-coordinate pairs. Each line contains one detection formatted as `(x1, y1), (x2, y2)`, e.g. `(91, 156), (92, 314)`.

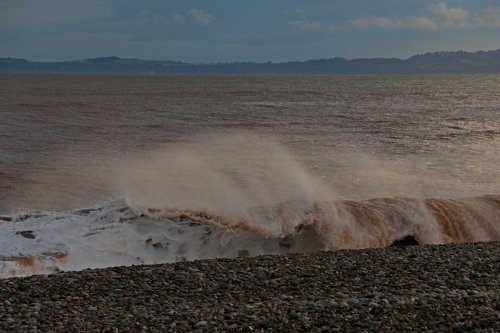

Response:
(195, 321), (208, 327)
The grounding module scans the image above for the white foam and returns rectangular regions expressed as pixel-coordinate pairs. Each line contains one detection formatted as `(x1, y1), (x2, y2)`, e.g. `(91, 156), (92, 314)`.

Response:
(0, 200), (288, 278)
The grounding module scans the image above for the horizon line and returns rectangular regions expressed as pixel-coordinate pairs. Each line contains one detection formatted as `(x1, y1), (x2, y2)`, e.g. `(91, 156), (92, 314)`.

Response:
(3, 48), (500, 65)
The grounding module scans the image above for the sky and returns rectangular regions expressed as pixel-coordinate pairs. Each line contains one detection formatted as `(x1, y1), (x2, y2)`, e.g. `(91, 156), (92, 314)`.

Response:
(1, 0), (500, 63)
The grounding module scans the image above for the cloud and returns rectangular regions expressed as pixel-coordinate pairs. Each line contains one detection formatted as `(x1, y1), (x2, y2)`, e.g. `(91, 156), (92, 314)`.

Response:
(429, 2), (470, 29)
(350, 17), (398, 30)
(0, 0), (113, 28)
(476, 7), (500, 27)
(189, 8), (215, 26)
(404, 16), (440, 32)
(289, 20), (322, 31)
(427, 3), (500, 29)
(348, 16), (440, 32)
(289, 2), (500, 34)
(174, 13), (185, 24)
(288, 3), (445, 33)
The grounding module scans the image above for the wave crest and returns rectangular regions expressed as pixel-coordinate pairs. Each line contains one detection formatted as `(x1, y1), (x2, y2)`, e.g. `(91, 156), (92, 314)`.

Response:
(1, 194), (498, 278)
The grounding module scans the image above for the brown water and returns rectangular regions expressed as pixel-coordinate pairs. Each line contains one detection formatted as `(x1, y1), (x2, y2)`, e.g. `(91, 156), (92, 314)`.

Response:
(1, 73), (499, 276)
(1, 74), (499, 213)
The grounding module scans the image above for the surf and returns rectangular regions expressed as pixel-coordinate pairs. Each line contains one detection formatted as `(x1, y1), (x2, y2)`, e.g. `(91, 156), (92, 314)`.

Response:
(1, 194), (498, 278)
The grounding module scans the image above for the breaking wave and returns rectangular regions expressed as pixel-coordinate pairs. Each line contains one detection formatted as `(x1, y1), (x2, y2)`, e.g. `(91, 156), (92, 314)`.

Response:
(2, 134), (499, 277)
(1, 194), (498, 278)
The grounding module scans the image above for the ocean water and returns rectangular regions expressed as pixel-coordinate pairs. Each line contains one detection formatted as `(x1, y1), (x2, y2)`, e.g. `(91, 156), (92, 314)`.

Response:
(0, 74), (499, 277)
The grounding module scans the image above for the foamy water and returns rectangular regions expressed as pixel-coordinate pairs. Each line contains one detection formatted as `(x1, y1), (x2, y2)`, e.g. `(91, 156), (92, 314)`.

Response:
(1, 74), (499, 277)
(1, 194), (498, 278)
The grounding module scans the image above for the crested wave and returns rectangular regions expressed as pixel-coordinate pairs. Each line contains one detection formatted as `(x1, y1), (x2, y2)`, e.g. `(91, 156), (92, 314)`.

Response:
(1, 194), (498, 278)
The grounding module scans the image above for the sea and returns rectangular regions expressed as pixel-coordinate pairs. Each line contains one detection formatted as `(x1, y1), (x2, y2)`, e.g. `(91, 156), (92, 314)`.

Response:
(0, 74), (499, 277)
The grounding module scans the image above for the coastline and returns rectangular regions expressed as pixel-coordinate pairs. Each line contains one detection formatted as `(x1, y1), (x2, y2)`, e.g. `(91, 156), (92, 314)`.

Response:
(1, 241), (498, 332)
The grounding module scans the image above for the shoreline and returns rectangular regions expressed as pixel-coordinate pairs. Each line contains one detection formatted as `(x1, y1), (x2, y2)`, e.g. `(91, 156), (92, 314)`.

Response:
(1, 241), (498, 331)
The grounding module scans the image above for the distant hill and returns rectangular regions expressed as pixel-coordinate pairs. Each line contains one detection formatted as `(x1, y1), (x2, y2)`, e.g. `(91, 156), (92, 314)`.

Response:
(1, 50), (500, 75)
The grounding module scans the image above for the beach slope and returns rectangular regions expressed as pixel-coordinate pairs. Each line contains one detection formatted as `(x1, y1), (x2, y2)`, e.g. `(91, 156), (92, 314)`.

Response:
(1, 242), (498, 332)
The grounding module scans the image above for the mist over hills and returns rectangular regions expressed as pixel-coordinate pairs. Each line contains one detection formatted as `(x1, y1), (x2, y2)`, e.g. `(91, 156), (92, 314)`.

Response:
(1, 49), (500, 75)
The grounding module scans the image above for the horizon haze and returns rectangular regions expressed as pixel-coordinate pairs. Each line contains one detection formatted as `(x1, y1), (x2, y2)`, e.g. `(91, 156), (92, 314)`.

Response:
(1, 1), (500, 63)
(2, 49), (500, 74)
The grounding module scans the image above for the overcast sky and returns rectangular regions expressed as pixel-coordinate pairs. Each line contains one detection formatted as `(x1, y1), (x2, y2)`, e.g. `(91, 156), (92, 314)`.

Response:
(1, 0), (500, 62)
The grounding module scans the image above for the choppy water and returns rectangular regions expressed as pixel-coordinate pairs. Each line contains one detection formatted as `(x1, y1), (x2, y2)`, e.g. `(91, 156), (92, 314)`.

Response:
(0, 74), (499, 277)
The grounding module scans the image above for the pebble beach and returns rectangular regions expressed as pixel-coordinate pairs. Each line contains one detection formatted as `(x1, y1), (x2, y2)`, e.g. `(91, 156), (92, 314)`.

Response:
(1, 242), (498, 332)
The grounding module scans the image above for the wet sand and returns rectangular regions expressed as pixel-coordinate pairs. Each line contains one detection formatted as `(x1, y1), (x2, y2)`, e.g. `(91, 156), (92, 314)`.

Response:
(1, 242), (498, 332)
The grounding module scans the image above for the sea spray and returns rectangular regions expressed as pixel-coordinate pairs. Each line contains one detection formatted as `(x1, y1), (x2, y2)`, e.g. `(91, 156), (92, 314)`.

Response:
(1, 194), (499, 278)
(111, 134), (334, 231)
(2, 133), (499, 277)
(9, 132), (500, 214)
